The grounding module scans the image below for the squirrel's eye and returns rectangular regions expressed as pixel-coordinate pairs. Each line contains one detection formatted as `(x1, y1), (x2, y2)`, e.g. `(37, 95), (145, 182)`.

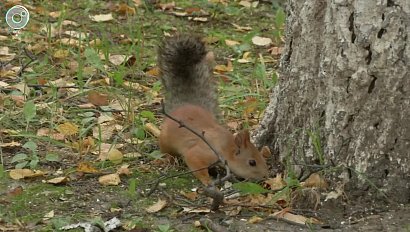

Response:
(249, 160), (256, 166)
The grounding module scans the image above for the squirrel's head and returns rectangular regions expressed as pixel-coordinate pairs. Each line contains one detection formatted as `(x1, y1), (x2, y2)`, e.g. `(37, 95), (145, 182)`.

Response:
(228, 130), (270, 181)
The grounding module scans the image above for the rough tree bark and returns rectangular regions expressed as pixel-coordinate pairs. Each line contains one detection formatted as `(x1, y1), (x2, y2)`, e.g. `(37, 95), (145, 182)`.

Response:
(255, 0), (409, 203)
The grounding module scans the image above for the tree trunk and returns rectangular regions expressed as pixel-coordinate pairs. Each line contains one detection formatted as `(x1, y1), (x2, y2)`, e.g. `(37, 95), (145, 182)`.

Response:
(255, 0), (409, 203)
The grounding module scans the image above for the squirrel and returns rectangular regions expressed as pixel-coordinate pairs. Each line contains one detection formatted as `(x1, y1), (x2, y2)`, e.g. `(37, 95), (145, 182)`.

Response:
(158, 35), (270, 185)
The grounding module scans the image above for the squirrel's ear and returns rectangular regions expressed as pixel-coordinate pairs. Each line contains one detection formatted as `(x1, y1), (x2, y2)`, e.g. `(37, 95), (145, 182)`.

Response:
(260, 146), (271, 159)
(234, 130), (250, 148)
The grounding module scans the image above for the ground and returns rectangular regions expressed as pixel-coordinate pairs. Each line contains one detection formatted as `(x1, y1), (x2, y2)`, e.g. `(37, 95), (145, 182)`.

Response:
(0, 0), (409, 231)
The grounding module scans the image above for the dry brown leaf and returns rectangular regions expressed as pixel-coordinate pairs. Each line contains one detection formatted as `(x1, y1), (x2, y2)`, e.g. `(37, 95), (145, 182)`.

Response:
(63, 31), (89, 39)
(89, 13), (114, 22)
(146, 199), (167, 213)
(144, 123), (161, 137)
(109, 54), (128, 66)
(302, 173), (328, 189)
(181, 191), (198, 201)
(37, 128), (65, 141)
(43, 210), (54, 221)
(57, 122), (79, 136)
(6, 186), (23, 197)
(46, 176), (69, 184)
(99, 173), (121, 186)
(9, 169), (46, 180)
(264, 174), (286, 191)
(252, 36), (272, 46)
(117, 164), (132, 175)
(77, 162), (99, 173)
(88, 91), (109, 106)
(93, 123), (115, 141)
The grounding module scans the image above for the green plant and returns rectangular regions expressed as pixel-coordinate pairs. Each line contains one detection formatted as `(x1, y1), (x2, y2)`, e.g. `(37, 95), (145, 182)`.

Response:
(11, 141), (39, 169)
(157, 223), (174, 232)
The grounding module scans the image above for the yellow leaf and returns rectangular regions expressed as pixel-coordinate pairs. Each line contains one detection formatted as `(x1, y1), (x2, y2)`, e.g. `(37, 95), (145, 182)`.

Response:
(57, 122), (79, 136)
(248, 216), (263, 224)
(252, 36), (272, 46)
(53, 49), (69, 59)
(77, 162), (99, 173)
(225, 39), (240, 47)
(108, 148), (123, 164)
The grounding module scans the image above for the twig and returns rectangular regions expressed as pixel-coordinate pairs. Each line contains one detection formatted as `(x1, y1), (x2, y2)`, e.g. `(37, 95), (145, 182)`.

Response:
(140, 160), (220, 197)
(27, 84), (90, 89)
(17, 47), (36, 77)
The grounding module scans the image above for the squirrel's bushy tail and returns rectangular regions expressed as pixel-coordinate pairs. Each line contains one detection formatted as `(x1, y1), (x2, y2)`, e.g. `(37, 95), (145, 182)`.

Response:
(158, 35), (218, 115)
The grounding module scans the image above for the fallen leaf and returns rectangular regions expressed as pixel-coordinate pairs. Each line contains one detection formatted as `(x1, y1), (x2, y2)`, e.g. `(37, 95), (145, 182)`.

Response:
(89, 13), (114, 22)
(77, 162), (99, 173)
(49, 11), (61, 18)
(271, 211), (322, 225)
(146, 199), (167, 213)
(158, 2), (175, 11)
(248, 215), (263, 224)
(252, 36), (272, 46)
(63, 31), (89, 39)
(191, 17), (208, 22)
(117, 164), (132, 175)
(181, 191), (198, 201)
(57, 122), (79, 136)
(144, 123), (161, 137)
(62, 20), (79, 27)
(53, 49), (70, 59)
(6, 186), (23, 196)
(264, 174), (286, 191)
(239, 0), (252, 8)
(109, 54), (128, 66)
(88, 91), (109, 106)
(302, 173), (328, 189)
(47, 176), (69, 184)
(0, 141), (21, 148)
(43, 210), (54, 220)
(108, 148), (123, 164)
(9, 169), (46, 180)
(99, 173), (121, 185)
(225, 39), (240, 47)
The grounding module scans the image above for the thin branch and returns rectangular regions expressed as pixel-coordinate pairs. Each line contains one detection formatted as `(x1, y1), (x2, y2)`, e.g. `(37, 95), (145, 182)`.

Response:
(17, 47), (36, 77)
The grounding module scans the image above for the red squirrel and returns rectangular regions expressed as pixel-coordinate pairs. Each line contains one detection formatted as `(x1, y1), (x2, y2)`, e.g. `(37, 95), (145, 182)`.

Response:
(158, 35), (270, 185)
